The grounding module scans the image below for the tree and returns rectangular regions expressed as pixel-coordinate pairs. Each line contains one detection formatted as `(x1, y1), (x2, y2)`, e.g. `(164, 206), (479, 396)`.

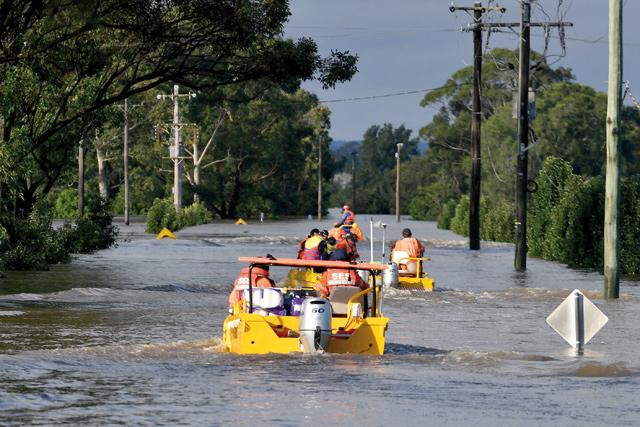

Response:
(0, 0), (358, 224)
(185, 86), (335, 218)
(412, 48), (572, 219)
(355, 124), (418, 214)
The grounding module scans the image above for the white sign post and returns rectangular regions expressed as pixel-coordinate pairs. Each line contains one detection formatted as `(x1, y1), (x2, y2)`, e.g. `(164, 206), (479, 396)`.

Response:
(546, 289), (608, 353)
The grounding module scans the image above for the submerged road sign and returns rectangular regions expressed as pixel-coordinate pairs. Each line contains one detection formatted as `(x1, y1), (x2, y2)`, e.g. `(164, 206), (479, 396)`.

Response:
(546, 289), (608, 351)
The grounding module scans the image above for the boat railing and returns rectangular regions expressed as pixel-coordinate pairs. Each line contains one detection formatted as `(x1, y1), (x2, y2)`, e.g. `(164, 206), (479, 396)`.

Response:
(396, 256), (431, 279)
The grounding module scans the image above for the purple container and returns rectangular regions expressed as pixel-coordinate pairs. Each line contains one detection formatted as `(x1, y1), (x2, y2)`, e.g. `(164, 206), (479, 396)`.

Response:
(290, 296), (305, 316)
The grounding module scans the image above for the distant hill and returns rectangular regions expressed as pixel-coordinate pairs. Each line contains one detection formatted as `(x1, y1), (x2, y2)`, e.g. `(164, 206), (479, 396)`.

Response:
(331, 139), (428, 154)
(330, 139), (360, 153)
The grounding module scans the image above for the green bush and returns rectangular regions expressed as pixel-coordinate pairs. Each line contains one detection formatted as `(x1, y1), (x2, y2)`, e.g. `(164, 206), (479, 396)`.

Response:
(450, 195), (470, 236)
(437, 198), (458, 230)
(179, 202), (212, 228)
(0, 208), (69, 270)
(146, 199), (212, 234)
(619, 177), (640, 275)
(481, 198), (514, 243)
(66, 197), (118, 253)
(146, 199), (179, 234)
(528, 156), (576, 257)
(54, 188), (79, 219)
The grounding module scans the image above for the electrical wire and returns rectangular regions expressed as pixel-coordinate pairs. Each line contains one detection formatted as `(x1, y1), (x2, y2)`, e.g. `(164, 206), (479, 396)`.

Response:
(319, 84), (462, 103)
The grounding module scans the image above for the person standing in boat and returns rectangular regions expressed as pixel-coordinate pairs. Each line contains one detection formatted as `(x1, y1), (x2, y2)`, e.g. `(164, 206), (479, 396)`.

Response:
(228, 266), (275, 308)
(390, 228), (425, 275)
(315, 267), (367, 298)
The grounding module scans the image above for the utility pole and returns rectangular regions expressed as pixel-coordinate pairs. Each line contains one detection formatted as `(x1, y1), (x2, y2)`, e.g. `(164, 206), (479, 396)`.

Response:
(317, 135), (322, 220)
(514, 1), (532, 272)
(118, 98), (143, 226)
(78, 139), (84, 217)
(172, 85), (181, 211)
(351, 151), (357, 211)
(395, 142), (404, 223)
(604, 0), (622, 299)
(123, 99), (129, 225)
(450, 2), (505, 251)
(157, 85), (196, 211)
(467, 1), (572, 271)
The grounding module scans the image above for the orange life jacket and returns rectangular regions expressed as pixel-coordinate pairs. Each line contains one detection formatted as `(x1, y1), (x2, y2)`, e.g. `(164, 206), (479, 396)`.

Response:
(343, 209), (355, 225)
(300, 235), (323, 260)
(228, 267), (274, 307)
(328, 228), (343, 241)
(331, 238), (358, 261)
(316, 268), (366, 297)
(392, 237), (424, 259)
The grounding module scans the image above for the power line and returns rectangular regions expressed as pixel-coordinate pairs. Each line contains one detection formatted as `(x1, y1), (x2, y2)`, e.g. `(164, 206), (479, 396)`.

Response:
(319, 84), (459, 103)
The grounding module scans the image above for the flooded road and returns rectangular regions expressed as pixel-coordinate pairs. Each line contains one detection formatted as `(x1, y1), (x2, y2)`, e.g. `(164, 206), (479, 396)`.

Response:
(1, 213), (639, 426)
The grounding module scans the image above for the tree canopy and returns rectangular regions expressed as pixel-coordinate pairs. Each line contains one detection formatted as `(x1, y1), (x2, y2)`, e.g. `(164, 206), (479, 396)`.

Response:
(0, 0), (358, 222)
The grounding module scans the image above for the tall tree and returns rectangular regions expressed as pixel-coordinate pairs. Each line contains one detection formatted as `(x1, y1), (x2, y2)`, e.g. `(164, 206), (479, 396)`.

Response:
(0, 0), (358, 224)
(355, 124), (418, 214)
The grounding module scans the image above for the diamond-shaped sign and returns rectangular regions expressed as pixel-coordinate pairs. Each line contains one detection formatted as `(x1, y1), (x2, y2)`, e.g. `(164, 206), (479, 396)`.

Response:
(546, 290), (608, 348)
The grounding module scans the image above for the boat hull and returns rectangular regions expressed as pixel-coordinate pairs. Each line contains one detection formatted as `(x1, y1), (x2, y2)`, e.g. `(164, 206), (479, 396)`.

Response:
(223, 313), (388, 355)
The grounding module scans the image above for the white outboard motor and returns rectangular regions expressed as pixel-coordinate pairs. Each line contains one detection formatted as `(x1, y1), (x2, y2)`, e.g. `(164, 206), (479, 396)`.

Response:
(382, 262), (399, 288)
(299, 298), (332, 353)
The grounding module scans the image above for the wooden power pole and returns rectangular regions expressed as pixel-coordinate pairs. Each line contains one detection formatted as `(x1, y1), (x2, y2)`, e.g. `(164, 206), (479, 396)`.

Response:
(123, 98), (130, 225)
(514, 1), (532, 272)
(604, 0), (622, 299)
(450, 2), (505, 250)
(157, 85), (196, 211)
(78, 139), (84, 217)
(467, 1), (571, 271)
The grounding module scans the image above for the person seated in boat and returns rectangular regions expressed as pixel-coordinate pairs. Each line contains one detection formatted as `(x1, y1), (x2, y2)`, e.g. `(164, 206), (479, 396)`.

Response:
(299, 229), (324, 260)
(319, 236), (337, 260)
(297, 228), (320, 259)
(329, 233), (359, 262)
(390, 228), (425, 276)
(228, 266), (275, 308)
(315, 267), (368, 298)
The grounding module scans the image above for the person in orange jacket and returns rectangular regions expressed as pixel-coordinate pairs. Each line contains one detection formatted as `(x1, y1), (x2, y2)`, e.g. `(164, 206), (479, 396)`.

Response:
(329, 233), (359, 262)
(297, 228), (320, 259)
(315, 268), (368, 298)
(390, 228), (425, 274)
(334, 204), (356, 228)
(228, 266), (275, 308)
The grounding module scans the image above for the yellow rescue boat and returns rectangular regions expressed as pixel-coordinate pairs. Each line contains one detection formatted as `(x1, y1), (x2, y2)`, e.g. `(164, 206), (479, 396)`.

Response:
(285, 257), (435, 291)
(222, 257), (389, 355)
(393, 256), (435, 291)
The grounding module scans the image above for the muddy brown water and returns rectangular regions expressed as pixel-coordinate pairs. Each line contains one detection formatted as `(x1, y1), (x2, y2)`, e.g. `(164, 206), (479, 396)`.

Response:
(1, 213), (639, 426)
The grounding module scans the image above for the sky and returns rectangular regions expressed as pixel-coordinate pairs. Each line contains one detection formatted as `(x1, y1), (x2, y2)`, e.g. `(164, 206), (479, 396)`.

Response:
(284, 0), (640, 141)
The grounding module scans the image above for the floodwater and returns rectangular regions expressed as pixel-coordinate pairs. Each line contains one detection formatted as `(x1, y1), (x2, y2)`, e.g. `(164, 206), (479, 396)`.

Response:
(1, 212), (639, 426)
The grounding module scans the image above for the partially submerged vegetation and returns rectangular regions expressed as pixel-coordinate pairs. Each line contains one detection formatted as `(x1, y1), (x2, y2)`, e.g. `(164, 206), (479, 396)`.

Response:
(0, 1), (356, 271)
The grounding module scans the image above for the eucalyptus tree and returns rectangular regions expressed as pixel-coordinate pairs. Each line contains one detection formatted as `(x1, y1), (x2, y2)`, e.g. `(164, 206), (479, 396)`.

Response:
(0, 0), (358, 226)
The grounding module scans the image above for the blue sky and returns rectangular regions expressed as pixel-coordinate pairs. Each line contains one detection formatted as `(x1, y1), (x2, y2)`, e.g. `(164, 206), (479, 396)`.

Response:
(285, 0), (640, 141)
